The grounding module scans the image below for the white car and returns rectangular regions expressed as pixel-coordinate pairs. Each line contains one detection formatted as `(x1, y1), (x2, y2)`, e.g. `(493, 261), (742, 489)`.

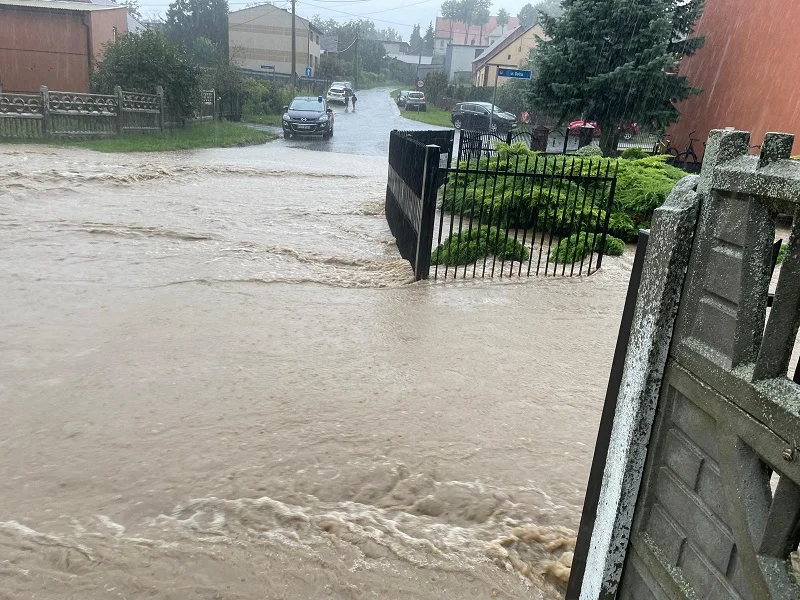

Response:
(326, 86), (347, 104)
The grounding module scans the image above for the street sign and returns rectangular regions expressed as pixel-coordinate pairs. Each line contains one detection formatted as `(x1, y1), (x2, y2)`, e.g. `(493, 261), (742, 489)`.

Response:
(305, 67), (313, 77)
(416, 79), (424, 89)
(497, 68), (532, 80)
(261, 65), (275, 70)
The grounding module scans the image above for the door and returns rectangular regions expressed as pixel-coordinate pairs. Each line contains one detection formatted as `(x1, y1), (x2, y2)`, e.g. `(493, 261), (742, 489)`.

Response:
(472, 105), (490, 132)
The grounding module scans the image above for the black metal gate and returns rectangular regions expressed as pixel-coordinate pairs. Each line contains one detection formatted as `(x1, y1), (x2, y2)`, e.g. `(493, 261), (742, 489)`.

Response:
(385, 130), (454, 280)
(431, 132), (618, 279)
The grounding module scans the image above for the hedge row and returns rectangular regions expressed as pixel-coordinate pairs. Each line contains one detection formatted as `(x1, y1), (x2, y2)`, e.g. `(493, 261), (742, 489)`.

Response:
(439, 143), (688, 243)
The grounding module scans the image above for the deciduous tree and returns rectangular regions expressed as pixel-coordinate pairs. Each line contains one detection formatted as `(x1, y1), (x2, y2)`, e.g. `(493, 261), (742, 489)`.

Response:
(496, 8), (510, 35)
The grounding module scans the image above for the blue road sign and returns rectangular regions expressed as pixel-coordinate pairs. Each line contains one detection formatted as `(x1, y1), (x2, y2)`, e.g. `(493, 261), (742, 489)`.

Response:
(305, 67), (313, 77)
(498, 68), (532, 80)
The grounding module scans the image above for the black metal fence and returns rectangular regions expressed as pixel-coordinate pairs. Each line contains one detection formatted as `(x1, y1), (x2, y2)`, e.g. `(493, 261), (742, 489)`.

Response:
(431, 133), (618, 279)
(385, 130), (454, 280)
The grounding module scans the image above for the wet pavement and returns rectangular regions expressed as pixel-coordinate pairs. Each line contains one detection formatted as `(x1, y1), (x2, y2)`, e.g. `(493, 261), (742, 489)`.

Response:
(260, 87), (447, 156)
(0, 117), (632, 599)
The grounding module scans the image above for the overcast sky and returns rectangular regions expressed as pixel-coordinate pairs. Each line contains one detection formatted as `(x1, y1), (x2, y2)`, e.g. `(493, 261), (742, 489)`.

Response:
(136, 0), (533, 40)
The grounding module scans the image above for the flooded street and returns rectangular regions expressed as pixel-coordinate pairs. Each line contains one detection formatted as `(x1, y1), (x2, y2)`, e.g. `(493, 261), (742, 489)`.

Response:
(0, 140), (631, 599)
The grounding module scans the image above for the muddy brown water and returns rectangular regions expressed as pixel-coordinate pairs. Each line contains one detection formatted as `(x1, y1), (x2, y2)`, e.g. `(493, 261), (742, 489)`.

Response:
(0, 144), (633, 599)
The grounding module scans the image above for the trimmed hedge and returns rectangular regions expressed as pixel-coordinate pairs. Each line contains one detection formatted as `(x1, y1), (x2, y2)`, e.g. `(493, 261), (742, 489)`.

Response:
(620, 147), (649, 160)
(548, 232), (625, 263)
(575, 145), (603, 157)
(432, 226), (530, 266)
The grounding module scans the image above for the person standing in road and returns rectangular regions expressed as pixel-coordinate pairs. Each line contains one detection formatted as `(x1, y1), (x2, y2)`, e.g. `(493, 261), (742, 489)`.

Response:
(351, 92), (357, 111)
(344, 88), (351, 109)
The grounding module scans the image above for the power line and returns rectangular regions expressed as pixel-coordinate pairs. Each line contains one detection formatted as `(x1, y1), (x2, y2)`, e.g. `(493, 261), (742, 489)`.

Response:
(299, 0), (415, 27)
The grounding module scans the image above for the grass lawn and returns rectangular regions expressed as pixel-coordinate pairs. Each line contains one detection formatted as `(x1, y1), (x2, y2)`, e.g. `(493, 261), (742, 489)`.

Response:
(14, 121), (275, 152)
(390, 90), (454, 129)
(243, 113), (284, 127)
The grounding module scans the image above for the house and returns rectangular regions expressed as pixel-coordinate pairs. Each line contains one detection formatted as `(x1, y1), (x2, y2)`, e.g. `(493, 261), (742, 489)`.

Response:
(434, 15), (520, 54)
(668, 0), (800, 158)
(229, 4), (322, 77)
(444, 43), (488, 83)
(472, 24), (545, 87)
(74, 0), (145, 33)
(0, 0), (128, 93)
(382, 40), (409, 55)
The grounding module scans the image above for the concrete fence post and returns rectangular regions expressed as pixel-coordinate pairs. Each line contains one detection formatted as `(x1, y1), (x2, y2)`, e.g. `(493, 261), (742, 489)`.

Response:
(40, 85), (50, 137)
(114, 86), (123, 135)
(156, 85), (165, 131)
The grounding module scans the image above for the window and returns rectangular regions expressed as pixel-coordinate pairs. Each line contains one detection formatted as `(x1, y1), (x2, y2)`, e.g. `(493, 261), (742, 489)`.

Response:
(316, 34), (319, 44)
(112, 26), (118, 42)
(507, 54), (512, 60)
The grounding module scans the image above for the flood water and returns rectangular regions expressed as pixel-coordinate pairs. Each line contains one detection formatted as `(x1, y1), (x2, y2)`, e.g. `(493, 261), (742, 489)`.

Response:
(0, 143), (632, 599)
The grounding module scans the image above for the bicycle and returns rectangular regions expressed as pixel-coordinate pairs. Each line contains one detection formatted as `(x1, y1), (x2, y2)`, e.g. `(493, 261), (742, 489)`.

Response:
(675, 131), (701, 165)
(655, 134), (679, 157)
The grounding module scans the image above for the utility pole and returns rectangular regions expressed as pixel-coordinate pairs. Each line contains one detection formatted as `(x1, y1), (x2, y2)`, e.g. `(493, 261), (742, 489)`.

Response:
(353, 26), (359, 90)
(291, 0), (297, 85)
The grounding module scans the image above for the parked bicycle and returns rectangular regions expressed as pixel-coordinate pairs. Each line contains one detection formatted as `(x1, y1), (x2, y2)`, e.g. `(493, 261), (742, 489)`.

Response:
(674, 131), (701, 165)
(655, 134), (679, 157)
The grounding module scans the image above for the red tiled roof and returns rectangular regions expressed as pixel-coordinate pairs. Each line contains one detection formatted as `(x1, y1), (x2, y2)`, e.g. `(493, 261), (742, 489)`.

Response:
(435, 15), (520, 45)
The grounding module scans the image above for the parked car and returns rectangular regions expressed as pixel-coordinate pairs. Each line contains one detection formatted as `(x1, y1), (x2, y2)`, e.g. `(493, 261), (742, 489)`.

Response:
(326, 86), (347, 104)
(405, 92), (427, 112)
(568, 120), (641, 139)
(451, 102), (517, 133)
(282, 96), (334, 140)
(396, 90), (412, 107)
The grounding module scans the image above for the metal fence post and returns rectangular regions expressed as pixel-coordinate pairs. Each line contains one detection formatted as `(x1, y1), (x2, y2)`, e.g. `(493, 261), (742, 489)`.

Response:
(40, 85), (50, 137)
(595, 171), (618, 270)
(565, 230), (649, 599)
(414, 144), (441, 280)
(114, 86), (123, 135)
(155, 85), (165, 131)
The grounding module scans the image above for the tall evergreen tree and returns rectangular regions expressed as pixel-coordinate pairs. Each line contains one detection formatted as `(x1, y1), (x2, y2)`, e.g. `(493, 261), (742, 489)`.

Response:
(409, 24), (423, 54)
(165, 0), (229, 55)
(530, 0), (705, 155)
(423, 23), (435, 56)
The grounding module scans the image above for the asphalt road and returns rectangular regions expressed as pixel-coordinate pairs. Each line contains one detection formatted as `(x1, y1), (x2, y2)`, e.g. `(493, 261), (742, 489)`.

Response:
(267, 87), (448, 157)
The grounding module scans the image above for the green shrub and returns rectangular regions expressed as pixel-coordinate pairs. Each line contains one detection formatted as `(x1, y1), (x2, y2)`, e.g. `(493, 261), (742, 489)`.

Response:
(548, 232), (625, 263)
(242, 77), (294, 115)
(438, 147), (686, 246)
(620, 147), (649, 160)
(608, 211), (638, 242)
(574, 145), (603, 157)
(432, 226), (530, 266)
(613, 155), (687, 234)
(92, 30), (200, 120)
(605, 235), (625, 256)
(777, 244), (788, 264)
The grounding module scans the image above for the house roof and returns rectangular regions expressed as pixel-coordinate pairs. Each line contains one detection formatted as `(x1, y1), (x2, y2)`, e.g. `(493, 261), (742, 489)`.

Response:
(435, 15), (520, 45)
(472, 24), (538, 69)
(0, 0), (122, 11)
(388, 54), (433, 65)
(74, 0), (145, 31)
(230, 2), (322, 33)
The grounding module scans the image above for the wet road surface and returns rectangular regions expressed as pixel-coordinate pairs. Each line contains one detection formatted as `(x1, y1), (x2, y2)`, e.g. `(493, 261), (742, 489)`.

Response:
(0, 129), (632, 598)
(264, 87), (447, 156)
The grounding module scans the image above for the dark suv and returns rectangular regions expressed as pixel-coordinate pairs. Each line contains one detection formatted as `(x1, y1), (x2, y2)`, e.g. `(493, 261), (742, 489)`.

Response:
(451, 102), (517, 133)
(282, 96), (334, 139)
